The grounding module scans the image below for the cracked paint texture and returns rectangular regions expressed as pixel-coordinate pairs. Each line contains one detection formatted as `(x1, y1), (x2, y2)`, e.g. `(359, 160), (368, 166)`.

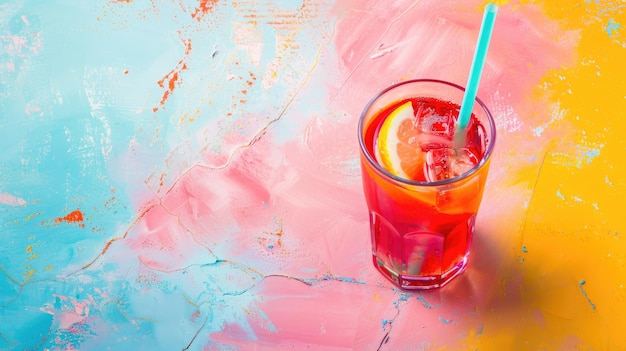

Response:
(1, 0), (625, 350)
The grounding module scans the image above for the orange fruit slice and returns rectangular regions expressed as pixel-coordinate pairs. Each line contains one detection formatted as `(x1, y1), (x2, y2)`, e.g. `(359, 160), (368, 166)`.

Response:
(376, 101), (425, 181)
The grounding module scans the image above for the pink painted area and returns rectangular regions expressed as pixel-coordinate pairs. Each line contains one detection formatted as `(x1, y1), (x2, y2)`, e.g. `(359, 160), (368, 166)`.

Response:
(28, 32), (43, 55)
(330, 1), (577, 111)
(149, 129), (371, 281)
(93, 287), (108, 298)
(207, 277), (368, 350)
(0, 33), (42, 57)
(0, 193), (26, 206)
(324, 0), (579, 278)
(114, 0), (580, 346)
(126, 203), (215, 271)
(57, 311), (84, 330)
(57, 297), (93, 330)
(53, 294), (69, 302)
(1, 35), (28, 56)
(25, 102), (43, 116)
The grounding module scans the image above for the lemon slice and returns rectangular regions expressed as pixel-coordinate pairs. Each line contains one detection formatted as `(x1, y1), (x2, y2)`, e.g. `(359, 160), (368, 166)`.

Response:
(375, 101), (424, 180)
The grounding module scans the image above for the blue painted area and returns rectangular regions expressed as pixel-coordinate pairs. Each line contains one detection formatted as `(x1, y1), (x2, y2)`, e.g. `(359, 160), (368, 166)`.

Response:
(256, 308), (278, 333)
(573, 145), (603, 168)
(390, 292), (410, 309)
(0, 1), (136, 286)
(438, 315), (454, 325)
(310, 274), (367, 285)
(0, 0), (337, 349)
(556, 189), (566, 200)
(606, 18), (621, 38)
(521, 246), (528, 253)
(579, 279), (597, 310)
(0, 270), (19, 307)
(582, 147), (601, 164)
(0, 307), (53, 350)
(415, 294), (434, 309)
(532, 126), (545, 137)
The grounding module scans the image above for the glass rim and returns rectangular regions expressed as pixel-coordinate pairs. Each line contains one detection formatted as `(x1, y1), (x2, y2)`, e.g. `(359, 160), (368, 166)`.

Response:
(358, 78), (497, 187)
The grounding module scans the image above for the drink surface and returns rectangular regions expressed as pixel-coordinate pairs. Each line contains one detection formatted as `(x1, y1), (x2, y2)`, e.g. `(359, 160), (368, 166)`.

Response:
(361, 97), (489, 289)
(365, 97), (485, 182)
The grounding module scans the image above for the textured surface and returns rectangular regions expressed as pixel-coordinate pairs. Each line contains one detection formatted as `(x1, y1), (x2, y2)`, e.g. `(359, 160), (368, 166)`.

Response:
(1, 0), (624, 349)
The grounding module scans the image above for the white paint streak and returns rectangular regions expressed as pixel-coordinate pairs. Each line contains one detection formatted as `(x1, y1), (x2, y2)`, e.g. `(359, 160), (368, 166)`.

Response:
(532, 103), (566, 137)
(226, 73), (242, 81)
(233, 21), (264, 66)
(492, 90), (522, 133)
(370, 42), (405, 59)
(262, 60), (280, 90)
(83, 67), (114, 158)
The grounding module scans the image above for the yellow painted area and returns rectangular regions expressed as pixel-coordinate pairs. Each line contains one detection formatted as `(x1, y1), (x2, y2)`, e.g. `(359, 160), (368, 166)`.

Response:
(474, 0), (626, 349)
(25, 212), (41, 220)
(23, 268), (35, 280)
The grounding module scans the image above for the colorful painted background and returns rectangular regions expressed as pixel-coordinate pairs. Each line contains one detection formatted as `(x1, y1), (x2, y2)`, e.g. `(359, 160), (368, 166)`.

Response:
(1, 0), (624, 350)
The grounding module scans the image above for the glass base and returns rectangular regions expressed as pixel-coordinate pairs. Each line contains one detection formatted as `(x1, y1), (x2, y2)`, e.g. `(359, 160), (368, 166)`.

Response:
(372, 254), (469, 290)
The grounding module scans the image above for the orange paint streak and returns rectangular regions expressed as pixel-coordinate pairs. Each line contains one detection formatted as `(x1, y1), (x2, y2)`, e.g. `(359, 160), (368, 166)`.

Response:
(55, 209), (85, 228)
(154, 37), (192, 112)
(191, 0), (218, 21)
(100, 239), (117, 256)
(80, 204), (154, 271)
(104, 196), (116, 208)
(159, 173), (166, 189)
(260, 219), (284, 249)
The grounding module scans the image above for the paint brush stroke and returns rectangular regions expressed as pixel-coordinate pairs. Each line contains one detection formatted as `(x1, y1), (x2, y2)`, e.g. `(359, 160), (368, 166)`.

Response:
(579, 279), (597, 310)
(0, 193), (27, 206)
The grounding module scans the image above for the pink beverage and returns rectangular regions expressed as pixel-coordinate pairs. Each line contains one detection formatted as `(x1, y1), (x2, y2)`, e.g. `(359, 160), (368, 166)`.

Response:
(358, 80), (496, 289)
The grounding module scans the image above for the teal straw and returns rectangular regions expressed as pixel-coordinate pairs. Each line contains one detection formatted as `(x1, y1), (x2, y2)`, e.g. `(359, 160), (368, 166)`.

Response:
(455, 4), (498, 145)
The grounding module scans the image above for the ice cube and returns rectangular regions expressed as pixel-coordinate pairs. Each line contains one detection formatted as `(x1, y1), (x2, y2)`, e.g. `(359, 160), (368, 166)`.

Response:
(424, 148), (479, 182)
(415, 103), (455, 138)
(414, 103), (456, 150)
(416, 133), (452, 150)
